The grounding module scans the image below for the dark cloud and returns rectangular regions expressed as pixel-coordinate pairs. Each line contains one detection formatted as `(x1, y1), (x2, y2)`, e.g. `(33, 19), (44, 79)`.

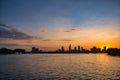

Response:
(0, 24), (10, 27)
(64, 28), (77, 32)
(0, 24), (33, 39)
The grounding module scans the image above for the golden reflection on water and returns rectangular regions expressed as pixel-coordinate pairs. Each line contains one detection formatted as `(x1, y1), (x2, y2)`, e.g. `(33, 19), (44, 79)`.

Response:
(97, 53), (109, 62)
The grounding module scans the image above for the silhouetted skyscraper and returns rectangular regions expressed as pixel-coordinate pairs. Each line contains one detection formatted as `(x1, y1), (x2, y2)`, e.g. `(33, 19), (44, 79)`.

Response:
(81, 47), (83, 52)
(78, 45), (80, 52)
(74, 46), (77, 52)
(69, 44), (71, 52)
(61, 46), (64, 52)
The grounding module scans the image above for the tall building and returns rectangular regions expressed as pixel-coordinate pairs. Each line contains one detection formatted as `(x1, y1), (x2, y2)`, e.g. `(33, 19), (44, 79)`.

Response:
(61, 46), (64, 52)
(81, 47), (84, 52)
(74, 46), (77, 52)
(78, 45), (80, 52)
(69, 44), (71, 52)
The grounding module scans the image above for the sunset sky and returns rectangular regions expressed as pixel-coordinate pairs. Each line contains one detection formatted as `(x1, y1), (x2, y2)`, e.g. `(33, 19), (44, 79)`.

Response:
(0, 0), (120, 51)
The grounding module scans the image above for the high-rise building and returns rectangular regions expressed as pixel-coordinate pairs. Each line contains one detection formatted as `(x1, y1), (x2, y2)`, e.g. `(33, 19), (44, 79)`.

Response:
(81, 47), (83, 52)
(61, 46), (64, 52)
(69, 44), (71, 52)
(78, 45), (80, 52)
(74, 46), (77, 52)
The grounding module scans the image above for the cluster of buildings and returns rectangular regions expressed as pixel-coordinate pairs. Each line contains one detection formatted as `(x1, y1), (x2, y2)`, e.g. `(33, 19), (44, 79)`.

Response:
(57, 44), (107, 53)
(31, 44), (107, 53)
(90, 46), (106, 53)
(31, 47), (42, 53)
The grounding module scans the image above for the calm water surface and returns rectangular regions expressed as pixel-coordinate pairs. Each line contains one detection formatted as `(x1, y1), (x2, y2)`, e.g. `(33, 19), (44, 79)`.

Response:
(0, 54), (120, 80)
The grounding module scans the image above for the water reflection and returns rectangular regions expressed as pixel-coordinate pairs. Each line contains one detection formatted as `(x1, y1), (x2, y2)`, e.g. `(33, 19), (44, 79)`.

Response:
(0, 54), (120, 80)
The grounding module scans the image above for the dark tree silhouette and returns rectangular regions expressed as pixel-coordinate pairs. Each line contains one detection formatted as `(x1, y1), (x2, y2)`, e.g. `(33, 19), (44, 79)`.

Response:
(0, 48), (14, 54)
(107, 48), (120, 56)
(14, 49), (26, 54)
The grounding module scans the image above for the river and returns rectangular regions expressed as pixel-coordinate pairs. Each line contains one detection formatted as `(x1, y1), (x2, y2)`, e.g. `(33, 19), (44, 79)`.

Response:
(0, 53), (120, 80)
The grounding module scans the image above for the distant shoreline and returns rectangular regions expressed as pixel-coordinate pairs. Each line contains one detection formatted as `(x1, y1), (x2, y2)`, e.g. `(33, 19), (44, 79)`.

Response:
(0, 53), (106, 55)
(0, 48), (120, 56)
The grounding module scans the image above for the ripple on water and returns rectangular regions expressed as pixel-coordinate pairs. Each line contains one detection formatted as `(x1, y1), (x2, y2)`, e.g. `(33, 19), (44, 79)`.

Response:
(0, 54), (120, 80)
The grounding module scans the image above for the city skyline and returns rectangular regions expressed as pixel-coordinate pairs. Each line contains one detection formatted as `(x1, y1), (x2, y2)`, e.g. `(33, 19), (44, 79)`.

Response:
(0, 0), (120, 51)
(0, 44), (108, 53)
(31, 44), (107, 52)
